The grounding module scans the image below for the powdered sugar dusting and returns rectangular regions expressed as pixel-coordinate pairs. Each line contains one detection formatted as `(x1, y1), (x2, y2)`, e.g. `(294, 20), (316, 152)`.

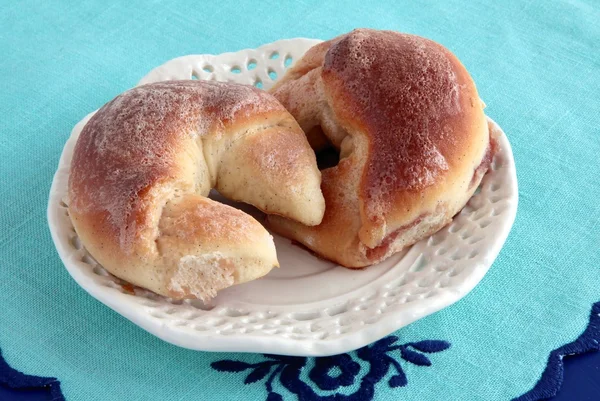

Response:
(69, 81), (284, 251)
(322, 29), (462, 218)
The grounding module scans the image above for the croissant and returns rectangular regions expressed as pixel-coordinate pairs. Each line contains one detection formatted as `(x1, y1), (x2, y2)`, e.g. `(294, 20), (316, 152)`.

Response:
(268, 29), (495, 267)
(68, 80), (325, 300)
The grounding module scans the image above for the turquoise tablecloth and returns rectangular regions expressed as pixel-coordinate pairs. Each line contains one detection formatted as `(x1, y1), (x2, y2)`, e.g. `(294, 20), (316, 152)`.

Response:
(1, 1), (599, 400)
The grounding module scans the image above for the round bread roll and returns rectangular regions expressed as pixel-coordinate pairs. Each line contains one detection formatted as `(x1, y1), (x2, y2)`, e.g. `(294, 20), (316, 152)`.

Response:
(68, 80), (325, 301)
(268, 29), (496, 267)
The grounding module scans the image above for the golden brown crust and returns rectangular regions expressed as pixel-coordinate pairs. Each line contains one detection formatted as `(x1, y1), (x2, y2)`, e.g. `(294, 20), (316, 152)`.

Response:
(269, 29), (494, 267)
(270, 40), (339, 93)
(68, 80), (325, 300)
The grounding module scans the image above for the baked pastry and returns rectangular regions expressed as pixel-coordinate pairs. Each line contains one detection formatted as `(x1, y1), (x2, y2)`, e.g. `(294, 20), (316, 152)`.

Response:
(68, 80), (325, 300)
(268, 28), (495, 267)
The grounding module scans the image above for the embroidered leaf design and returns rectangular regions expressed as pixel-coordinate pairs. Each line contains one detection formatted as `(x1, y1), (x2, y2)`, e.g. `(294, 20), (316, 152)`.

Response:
(266, 392), (283, 401)
(400, 348), (431, 366)
(388, 370), (408, 388)
(373, 335), (398, 350)
(211, 360), (253, 372)
(409, 340), (451, 353)
(245, 364), (272, 384)
(264, 354), (304, 364)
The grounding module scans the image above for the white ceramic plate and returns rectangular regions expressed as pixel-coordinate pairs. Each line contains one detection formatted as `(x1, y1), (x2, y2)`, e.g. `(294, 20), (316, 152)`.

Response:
(48, 38), (518, 356)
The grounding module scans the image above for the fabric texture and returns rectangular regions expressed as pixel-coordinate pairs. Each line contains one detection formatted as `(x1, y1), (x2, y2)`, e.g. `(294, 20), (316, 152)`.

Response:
(1, 0), (599, 400)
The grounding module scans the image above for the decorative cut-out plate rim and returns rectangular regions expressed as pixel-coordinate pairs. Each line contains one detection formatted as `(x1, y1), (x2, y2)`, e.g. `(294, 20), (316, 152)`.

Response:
(48, 38), (518, 356)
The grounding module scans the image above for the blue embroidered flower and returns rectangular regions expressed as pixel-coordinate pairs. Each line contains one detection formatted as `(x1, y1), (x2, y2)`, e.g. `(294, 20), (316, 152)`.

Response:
(309, 354), (360, 391)
(211, 335), (451, 401)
